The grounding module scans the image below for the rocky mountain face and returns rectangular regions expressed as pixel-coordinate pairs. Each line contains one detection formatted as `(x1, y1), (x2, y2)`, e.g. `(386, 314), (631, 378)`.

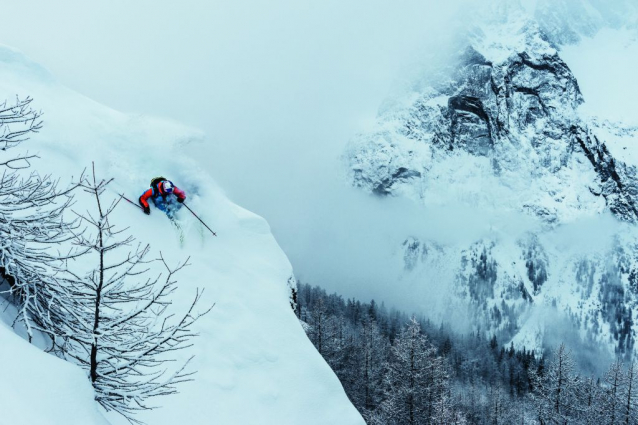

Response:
(345, 3), (638, 360)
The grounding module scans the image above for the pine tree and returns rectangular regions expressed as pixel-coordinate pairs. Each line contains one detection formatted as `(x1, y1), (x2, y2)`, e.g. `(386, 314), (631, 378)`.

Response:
(531, 343), (581, 424)
(373, 317), (454, 425)
(621, 361), (638, 425)
(357, 316), (387, 417)
(488, 383), (506, 425)
(308, 296), (333, 357)
(580, 376), (603, 425)
(601, 360), (625, 425)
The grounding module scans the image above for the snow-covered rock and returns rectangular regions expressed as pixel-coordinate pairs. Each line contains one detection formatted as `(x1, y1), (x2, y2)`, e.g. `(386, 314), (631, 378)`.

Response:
(345, 3), (638, 359)
(0, 44), (364, 425)
(348, 11), (637, 224)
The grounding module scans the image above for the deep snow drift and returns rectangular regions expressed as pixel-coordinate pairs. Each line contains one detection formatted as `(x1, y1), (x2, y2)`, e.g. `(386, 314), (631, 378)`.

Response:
(0, 302), (110, 425)
(0, 45), (363, 425)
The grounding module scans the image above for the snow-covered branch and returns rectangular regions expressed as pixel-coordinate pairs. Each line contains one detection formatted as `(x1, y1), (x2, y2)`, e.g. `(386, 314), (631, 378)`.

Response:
(49, 165), (212, 423)
(0, 96), (82, 342)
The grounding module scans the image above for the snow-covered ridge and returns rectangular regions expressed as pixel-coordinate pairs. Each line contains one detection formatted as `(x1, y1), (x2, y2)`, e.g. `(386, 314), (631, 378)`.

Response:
(0, 45), (363, 425)
(345, 7), (638, 359)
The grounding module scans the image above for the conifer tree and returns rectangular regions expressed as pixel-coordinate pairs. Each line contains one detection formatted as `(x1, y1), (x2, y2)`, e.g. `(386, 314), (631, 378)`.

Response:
(622, 361), (638, 425)
(357, 316), (387, 417)
(531, 343), (581, 424)
(373, 317), (453, 425)
(601, 360), (625, 425)
(580, 376), (603, 425)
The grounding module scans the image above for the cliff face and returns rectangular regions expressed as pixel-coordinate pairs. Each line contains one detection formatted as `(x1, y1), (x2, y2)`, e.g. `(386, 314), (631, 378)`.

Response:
(0, 44), (365, 425)
(349, 14), (637, 224)
(345, 7), (638, 358)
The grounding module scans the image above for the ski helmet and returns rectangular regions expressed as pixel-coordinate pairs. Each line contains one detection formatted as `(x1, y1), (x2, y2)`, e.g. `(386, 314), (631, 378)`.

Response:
(162, 181), (174, 194)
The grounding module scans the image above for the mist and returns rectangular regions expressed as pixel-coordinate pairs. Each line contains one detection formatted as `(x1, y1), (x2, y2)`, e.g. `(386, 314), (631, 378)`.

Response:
(0, 0), (477, 306)
(0, 0), (633, 325)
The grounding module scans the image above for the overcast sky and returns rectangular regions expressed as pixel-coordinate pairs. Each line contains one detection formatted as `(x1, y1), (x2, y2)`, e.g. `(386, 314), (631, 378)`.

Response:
(1, 1), (462, 143)
(0, 1), (476, 305)
(1, 1), (466, 203)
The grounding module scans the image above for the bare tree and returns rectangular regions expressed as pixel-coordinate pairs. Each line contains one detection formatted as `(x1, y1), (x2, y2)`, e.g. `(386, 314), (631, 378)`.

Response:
(0, 96), (79, 341)
(48, 165), (211, 423)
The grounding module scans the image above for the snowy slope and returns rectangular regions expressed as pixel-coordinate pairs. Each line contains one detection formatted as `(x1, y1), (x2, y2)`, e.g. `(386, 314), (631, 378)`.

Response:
(344, 2), (638, 360)
(0, 301), (110, 425)
(0, 45), (364, 425)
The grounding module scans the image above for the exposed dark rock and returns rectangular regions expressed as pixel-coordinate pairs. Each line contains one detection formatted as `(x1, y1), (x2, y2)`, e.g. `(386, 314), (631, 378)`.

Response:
(372, 167), (422, 196)
(571, 126), (638, 221)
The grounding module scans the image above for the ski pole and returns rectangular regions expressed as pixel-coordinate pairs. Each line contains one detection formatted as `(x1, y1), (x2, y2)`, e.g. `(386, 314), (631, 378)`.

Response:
(120, 194), (143, 211)
(182, 203), (217, 237)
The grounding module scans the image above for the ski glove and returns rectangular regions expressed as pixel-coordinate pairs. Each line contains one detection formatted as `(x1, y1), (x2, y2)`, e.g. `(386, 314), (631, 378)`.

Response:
(143, 206), (150, 215)
(177, 197), (184, 203)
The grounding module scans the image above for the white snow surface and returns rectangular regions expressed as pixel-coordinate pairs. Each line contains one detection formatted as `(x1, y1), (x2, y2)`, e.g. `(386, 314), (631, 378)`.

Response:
(0, 301), (110, 425)
(0, 44), (363, 425)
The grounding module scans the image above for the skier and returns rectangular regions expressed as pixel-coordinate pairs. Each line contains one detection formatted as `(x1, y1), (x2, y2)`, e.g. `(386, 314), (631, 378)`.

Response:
(139, 177), (186, 217)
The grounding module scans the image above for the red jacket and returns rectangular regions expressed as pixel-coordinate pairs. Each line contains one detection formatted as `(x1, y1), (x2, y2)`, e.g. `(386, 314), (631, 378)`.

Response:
(139, 180), (186, 209)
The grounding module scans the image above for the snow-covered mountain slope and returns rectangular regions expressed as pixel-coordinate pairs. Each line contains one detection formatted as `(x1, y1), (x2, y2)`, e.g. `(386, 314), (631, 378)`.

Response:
(345, 3), (638, 360)
(0, 45), (364, 425)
